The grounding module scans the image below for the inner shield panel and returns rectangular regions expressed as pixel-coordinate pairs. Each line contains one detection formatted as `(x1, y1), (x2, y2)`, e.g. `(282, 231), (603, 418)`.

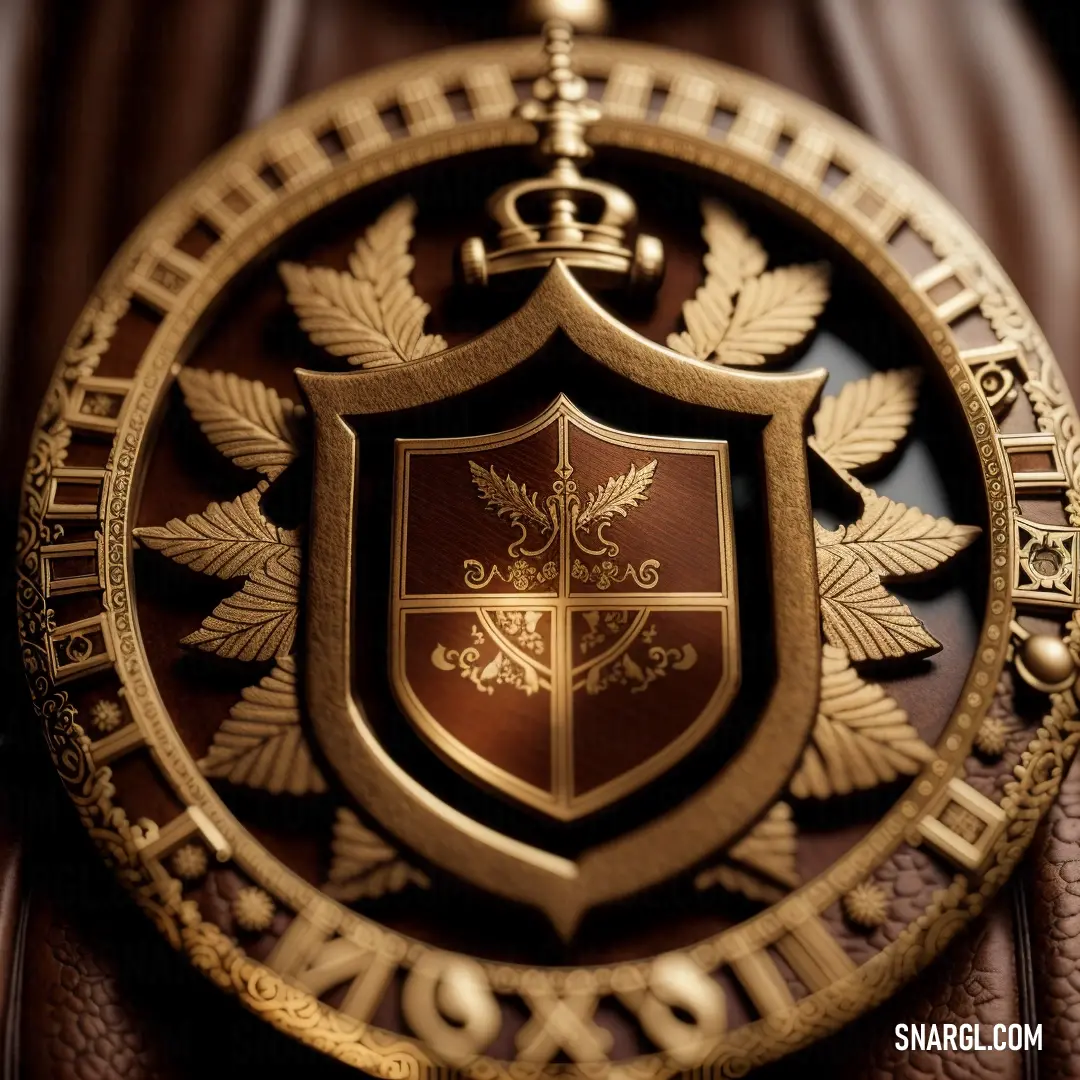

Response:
(391, 395), (739, 819)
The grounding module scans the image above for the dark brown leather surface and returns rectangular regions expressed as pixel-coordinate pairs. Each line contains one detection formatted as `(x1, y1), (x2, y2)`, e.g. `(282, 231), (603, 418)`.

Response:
(1030, 754), (1080, 1079)
(8, 745), (361, 1080)
(5, 1), (1080, 1077)
(758, 891), (1026, 1080)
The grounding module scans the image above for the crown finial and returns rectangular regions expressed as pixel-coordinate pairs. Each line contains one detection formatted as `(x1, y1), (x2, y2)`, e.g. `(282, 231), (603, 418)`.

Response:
(457, 21), (664, 296)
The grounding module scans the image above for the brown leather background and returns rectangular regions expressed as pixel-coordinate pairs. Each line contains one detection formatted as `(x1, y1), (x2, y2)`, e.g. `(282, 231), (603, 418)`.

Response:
(4, 1), (1080, 1077)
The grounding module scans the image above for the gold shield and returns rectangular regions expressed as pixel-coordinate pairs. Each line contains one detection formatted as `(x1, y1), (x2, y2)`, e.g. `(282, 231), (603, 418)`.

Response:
(391, 395), (739, 820)
(300, 265), (824, 934)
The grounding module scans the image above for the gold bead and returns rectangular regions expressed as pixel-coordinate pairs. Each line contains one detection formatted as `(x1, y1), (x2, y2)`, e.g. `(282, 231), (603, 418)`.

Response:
(629, 234), (666, 296)
(1015, 633), (1077, 693)
(512, 0), (612, 34)
(457, 236), (488, 288)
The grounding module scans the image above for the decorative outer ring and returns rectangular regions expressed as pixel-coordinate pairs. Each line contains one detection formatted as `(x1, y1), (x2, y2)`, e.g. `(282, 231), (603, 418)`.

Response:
(14, 35), (1080, 1078)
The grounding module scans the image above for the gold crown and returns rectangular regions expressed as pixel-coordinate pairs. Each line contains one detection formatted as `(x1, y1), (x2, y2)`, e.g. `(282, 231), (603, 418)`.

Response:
(458, 21), (664, 295)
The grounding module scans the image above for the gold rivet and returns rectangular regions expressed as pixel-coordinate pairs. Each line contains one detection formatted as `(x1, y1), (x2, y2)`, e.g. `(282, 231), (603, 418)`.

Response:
(1016, 633), (1077, 693)
(512, 0), (612, 34)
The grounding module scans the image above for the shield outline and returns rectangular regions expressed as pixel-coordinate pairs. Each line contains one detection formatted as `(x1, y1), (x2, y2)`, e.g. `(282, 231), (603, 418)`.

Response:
(389, 394), (741, 821)
(299, 264), (824, 936)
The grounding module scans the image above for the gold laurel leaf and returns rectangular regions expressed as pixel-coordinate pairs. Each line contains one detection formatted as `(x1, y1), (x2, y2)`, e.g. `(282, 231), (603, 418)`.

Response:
(714, 263), (831, 366)
(695, 802), (799, 903)
(198, 657), (327, 796)
(668, 287), (733, 361)
(279, 197), (447, 368)
(176, 368), (300, 479)
(181, 549), (300, 661)
(329, 807), (396, 873)
(812, 368), (921, 472)
(324, 807), (430, 902)
(817, 545), (940, 661)
(727, 801), (800, 889)
(700, 199), (768, 295)
(134, 485), (299, 579)
(668, 200), (766, 360)
(469, 461), (552, 531)
(789, 645), (935, 800)
(576, 459), (657, 531)
(816, 493), (980, 578)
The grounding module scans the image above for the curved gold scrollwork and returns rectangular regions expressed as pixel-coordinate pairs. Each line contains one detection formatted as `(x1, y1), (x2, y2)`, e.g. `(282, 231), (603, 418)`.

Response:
(466, 456), (661, 589)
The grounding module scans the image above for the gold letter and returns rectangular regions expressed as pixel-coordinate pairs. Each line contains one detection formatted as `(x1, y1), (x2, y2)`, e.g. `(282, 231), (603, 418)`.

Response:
(401, 951), (501, 1066)
(620, 954), (726, 1067)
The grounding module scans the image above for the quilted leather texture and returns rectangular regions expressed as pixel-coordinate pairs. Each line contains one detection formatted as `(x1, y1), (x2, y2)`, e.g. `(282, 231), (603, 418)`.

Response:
(1032, 753), (1080, 1078)
(28, 913), (169, 1080)
(757, 891), (1023, 1080)
(10, 751), (356, 1080)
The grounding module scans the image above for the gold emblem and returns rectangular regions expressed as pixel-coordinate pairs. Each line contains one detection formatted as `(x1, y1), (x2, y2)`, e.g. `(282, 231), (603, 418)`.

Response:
(17, 14), (1080, 1078)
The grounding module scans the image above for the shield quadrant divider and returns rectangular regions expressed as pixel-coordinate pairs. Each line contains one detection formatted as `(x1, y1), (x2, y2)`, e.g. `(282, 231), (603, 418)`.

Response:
(391, 394), (740, 820)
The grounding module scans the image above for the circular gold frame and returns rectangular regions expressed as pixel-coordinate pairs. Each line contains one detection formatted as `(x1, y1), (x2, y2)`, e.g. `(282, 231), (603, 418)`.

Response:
(16, 36), (1080, 1077)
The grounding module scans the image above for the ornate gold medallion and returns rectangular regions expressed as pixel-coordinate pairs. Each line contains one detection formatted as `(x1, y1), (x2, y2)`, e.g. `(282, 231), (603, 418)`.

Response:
(16, 16), (1080, 1078)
